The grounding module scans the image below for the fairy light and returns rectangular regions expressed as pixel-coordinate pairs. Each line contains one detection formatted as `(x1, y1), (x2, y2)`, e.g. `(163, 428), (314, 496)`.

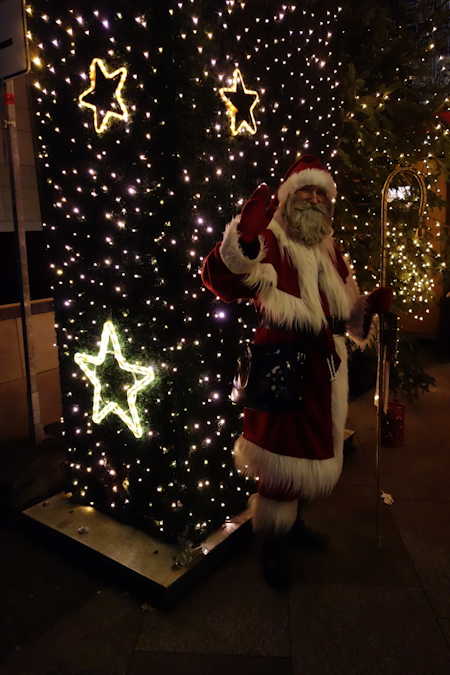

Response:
(30, 2), (345, 542)
(78, 58), (129, 134)
(381, 172), (445, 318)
(74, 321), (155, 438)
(335, 9), (449, 324)
(219, 68), (260, 135)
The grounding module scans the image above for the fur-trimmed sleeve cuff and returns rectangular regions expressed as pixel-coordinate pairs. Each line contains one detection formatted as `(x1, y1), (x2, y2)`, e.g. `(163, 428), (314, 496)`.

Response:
(219, 216), (266, 274)
(347, 295), (377, 349)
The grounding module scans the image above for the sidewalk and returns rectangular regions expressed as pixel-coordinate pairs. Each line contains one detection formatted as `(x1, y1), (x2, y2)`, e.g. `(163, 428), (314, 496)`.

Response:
(1, 362), (449, 675)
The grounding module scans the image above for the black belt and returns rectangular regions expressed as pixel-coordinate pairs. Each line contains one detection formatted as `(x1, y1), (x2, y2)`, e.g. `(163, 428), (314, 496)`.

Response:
(260, 318), (347, 336)
(231, 342), (307, 411)
(329, 318), (346, 336)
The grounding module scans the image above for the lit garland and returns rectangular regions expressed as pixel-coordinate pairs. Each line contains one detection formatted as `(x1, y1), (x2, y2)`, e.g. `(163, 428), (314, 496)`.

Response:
(384, 186), (445, 322)
(74, 321), (155, 438)
(78, 57), (129, 134)
(219, 68), (260, 136)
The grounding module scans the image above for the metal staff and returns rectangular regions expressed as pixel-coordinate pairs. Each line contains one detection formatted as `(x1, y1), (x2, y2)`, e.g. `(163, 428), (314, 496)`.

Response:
(377, 166), (427, 547)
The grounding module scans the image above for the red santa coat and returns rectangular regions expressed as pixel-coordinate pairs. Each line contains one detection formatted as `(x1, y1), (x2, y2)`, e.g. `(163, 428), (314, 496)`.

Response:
(202, 217), (368, 502)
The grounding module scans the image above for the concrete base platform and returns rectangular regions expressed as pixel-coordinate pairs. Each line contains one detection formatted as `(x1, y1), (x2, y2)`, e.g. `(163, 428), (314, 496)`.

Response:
(23, 493), (251, 607)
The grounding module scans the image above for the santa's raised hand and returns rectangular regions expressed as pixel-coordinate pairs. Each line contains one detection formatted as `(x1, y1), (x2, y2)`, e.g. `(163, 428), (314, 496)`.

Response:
(238, 183), (277, 243)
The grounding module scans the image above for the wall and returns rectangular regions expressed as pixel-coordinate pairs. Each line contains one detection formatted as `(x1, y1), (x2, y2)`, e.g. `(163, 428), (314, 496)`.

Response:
(0, 299), (61, 440)
(0, 74), (42, 233)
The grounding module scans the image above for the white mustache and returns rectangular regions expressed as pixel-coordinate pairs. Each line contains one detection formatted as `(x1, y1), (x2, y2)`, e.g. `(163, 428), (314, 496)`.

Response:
(285, 199), (332, 246)
(292, 201), (329, 215)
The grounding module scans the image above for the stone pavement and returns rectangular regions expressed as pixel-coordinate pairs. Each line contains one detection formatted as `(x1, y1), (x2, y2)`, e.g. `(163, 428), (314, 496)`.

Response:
(1, 362), (449, 675)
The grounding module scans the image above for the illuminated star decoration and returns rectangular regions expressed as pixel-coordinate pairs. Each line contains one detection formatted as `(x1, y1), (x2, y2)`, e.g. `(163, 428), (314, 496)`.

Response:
(74, 321), (155, 438)
(219, 68), (260, 135)
(78, 58), (129, 134)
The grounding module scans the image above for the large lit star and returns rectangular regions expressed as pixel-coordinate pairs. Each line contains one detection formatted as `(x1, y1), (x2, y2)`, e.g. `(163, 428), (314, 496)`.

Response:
(79, 58), (129, 134)
(219, 68), (260, 135)
(74, 321), (155, 438)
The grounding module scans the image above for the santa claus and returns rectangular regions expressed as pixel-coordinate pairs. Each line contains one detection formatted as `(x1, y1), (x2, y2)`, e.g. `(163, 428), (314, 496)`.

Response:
(201, 155), (391, 588)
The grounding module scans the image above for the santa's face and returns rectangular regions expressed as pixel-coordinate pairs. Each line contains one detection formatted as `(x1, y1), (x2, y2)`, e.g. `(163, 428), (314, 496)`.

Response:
(284, 186), (332, 246)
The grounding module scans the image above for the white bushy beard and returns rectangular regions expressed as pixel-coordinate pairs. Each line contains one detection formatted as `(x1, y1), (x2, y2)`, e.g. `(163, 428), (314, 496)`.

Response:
(284, 195), (333, 247)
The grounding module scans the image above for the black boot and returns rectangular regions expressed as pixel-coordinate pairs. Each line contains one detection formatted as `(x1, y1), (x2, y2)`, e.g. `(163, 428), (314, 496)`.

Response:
(288, 518), (329, 551)
(260, 533), (291, 589)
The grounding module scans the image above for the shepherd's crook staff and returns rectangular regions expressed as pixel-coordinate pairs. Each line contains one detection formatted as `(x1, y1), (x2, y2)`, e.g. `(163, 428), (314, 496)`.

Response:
(377, 166), (427, 548)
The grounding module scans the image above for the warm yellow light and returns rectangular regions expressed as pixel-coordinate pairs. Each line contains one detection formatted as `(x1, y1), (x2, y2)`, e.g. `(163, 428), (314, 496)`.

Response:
(219, 68), (260, 135)
(78, 58), (129, 134)
(74, 321), (155, 438)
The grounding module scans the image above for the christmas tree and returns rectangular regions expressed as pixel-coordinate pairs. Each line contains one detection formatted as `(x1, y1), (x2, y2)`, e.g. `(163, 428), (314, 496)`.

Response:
(334, 0), (450, 399)
(28, 0), (345, 546)
(335, 0), (450, 318)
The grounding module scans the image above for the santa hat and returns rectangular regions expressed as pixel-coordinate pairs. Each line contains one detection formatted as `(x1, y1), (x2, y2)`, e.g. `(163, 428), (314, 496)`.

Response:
(277, 154), (337, 206)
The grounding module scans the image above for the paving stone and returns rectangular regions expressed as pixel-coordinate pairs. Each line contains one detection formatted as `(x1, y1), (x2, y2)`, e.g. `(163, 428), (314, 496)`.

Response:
(0, 588), (141, 675)
(289, 585), (450, 675)
(136, 545), (290, 657)
(0, 520), (100, 663)
(0, 360), (448, 675)
(346, 364), (450, 502)
(439, 619), (450, 649)
(344, 389), (378, 487)
(392, 501), (450, 617)
(129, 652), (292, 675)
(296, 495), (418, 588)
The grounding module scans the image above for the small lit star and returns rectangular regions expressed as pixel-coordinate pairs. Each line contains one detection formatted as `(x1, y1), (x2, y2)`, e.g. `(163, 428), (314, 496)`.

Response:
(74, 321), (155, 438)
(79, 58), (129, 134)
(219, 68), (260, 135)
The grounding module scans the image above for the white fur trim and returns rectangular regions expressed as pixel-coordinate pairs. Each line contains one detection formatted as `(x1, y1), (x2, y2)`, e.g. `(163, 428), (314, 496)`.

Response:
(269, 224), (352, 321)
(330, 335), (348, 480)
(316, 239), (352, 320)
(335, 250), (377, 349)
(222, 215), (371, 344)
(347, 298), (378, 349)
(342, 254), (361, 307)
(244, 260), (278, 295)
(277, 168), (337, 206)
(234, 336), (348, 501)
(219, 217), (278, 293)
(264, 220), (327, 332)
(248, 493), (298, 534)
(219, 216), (264, 273)
(255, 285), (324, 333)
(347, 294), (368, 342)
(248, 220), (344, 334)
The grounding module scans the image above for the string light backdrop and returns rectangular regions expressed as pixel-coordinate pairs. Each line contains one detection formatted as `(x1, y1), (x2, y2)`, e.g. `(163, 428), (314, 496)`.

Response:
(332, 2), (449, 327)
(28, 0), (344, 545)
